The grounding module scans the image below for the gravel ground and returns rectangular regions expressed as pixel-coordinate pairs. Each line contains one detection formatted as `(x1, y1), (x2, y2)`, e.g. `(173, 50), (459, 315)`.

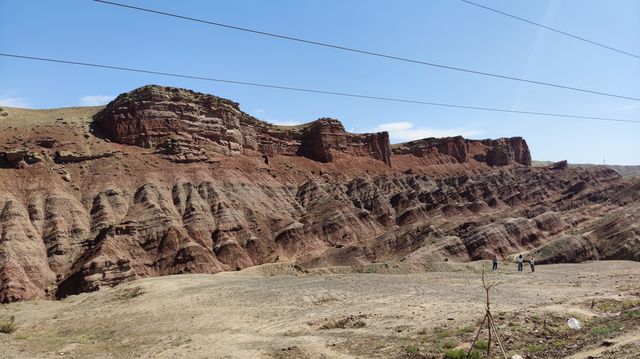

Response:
(1, 260), (639, 358)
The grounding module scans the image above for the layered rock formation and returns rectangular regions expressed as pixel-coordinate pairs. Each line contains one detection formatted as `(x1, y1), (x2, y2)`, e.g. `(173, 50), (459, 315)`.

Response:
(95, 85), (530, 168)
(0, 85), (637, 303)
(391, 136), (531, 166)
(95, 86), (393, 165)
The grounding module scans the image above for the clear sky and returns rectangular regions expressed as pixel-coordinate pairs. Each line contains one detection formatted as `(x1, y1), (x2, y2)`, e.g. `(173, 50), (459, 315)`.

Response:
(1, 0), (639, 164)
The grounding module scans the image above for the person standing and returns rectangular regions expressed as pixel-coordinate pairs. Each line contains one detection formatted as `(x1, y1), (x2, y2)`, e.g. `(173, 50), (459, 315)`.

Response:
(530, 256), (536, 272)
(517, 254), (523, 273)
(492, 255), (498, 271)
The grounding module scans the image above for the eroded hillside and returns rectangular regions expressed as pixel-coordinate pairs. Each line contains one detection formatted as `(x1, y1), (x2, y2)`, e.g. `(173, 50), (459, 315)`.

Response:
(0, 85), (638, 302)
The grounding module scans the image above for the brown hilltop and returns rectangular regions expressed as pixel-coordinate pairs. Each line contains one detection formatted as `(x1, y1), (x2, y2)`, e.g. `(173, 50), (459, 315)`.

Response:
(0, 85), (638, 302)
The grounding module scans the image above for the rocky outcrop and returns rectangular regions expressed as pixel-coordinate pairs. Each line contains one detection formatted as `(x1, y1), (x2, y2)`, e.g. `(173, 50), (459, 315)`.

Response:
(35, 138), (58, 149)
(297, 119), (391, 165)
(154, 139), (217, 164)
(392, 136), (531, 167)
(95, 85), (391, 165)
(54, 150), (115, 164)
(0, 150), (43, 168)
(547, 160), (569, 170)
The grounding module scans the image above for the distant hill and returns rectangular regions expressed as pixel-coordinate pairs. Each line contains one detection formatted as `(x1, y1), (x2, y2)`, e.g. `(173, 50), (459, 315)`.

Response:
(533, 161), (640, 177)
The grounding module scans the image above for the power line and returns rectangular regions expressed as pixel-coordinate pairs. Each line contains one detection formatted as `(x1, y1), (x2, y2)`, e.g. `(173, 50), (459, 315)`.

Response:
(1, 52), (638, 124)
(461, 0), (640, 61)
(92, 0), (640, 103)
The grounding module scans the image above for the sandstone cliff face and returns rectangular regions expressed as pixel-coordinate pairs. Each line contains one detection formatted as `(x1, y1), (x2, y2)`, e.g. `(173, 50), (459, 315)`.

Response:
(297, 119), (391, 165)
(0, 86), (637, 302)
(95, 86), (392, 166)
(391, 136), (532, 167)
(95, 85), (532, 168)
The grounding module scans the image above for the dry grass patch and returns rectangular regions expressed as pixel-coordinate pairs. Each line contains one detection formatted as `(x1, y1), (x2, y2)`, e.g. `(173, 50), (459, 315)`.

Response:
(0, 316), (17, 334)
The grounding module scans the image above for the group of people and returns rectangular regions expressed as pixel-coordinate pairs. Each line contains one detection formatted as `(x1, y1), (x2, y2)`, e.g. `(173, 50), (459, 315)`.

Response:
(491, 254), (535, 273)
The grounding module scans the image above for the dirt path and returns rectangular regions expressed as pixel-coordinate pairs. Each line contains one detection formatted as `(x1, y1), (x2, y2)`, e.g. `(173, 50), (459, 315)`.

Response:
(1, 261), (639, 358)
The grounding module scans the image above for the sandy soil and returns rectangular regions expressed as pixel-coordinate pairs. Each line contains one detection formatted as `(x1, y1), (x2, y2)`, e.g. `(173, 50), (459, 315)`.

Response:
(1, 261), (639, 359)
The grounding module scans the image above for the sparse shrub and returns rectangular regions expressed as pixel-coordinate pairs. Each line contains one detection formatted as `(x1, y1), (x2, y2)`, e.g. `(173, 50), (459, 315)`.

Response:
(473, 339), (488, 350)
(444, 349), (480, 359)
(0, 316), (17, 334)
(622, 299), (640, 310)
(114, 286), (146, 300)
(526, 343), (546, 353)
(595, 301), (614, 312)
(553, 339), (567, 348)
(622, 310), (640, 319)
(439, 338), (458, 350)
(454, 325), (474, 335)
(434, 327), (452, 339)
(590, 323), (623, 336)
(405, 345), (419, 354)
(355, 265), (377, 274)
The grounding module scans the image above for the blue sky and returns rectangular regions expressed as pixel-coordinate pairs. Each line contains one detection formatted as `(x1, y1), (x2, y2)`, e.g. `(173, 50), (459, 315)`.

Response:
(1, 0), (639, 164)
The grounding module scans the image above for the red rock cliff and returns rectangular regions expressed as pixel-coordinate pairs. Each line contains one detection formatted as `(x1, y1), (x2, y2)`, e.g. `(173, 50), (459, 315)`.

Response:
(392, 136), (531, 167)
(95, 85), (392, 165)
(297, 118), (391, 165)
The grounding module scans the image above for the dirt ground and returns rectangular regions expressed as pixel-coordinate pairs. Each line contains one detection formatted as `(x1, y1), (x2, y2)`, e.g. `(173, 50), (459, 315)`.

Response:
(1, 261), (639, 359)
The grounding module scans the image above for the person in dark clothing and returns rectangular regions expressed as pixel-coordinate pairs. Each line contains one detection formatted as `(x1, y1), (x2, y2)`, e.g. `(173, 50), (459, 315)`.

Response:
(530, 256), (536, 272)
(517, 254), (524, 273)
(491, 255), (498, 271)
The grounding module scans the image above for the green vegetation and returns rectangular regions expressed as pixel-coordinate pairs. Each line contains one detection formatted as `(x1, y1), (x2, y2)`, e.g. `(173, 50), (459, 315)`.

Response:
(354, 265), (378, 274)
(0, 316), (17, 334)
(439, 338), (458, 350)
(596, 302), (614, 312)
(622, 310), (640, 319)
(595, 299), (640, 312)
(405, 345), (419, 354)
(454, 325), (475, 335)
(553, 339), (567, 348)
(590, 323), (623, 336)
(434, 327), (452, 339)
(444, 349), (480, 359)
(526, 343), (546, 353)
(473, 339), (488, 350)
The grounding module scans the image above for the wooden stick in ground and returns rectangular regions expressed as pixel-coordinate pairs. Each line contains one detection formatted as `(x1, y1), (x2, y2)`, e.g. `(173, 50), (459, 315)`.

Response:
(488, 313), (508, 359)
(487, 311), (492, 356)
(467, 313), (487, 359)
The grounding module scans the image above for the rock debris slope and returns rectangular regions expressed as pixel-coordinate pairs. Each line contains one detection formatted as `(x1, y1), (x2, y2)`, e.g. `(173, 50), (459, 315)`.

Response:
(0, 85), (637, 302)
